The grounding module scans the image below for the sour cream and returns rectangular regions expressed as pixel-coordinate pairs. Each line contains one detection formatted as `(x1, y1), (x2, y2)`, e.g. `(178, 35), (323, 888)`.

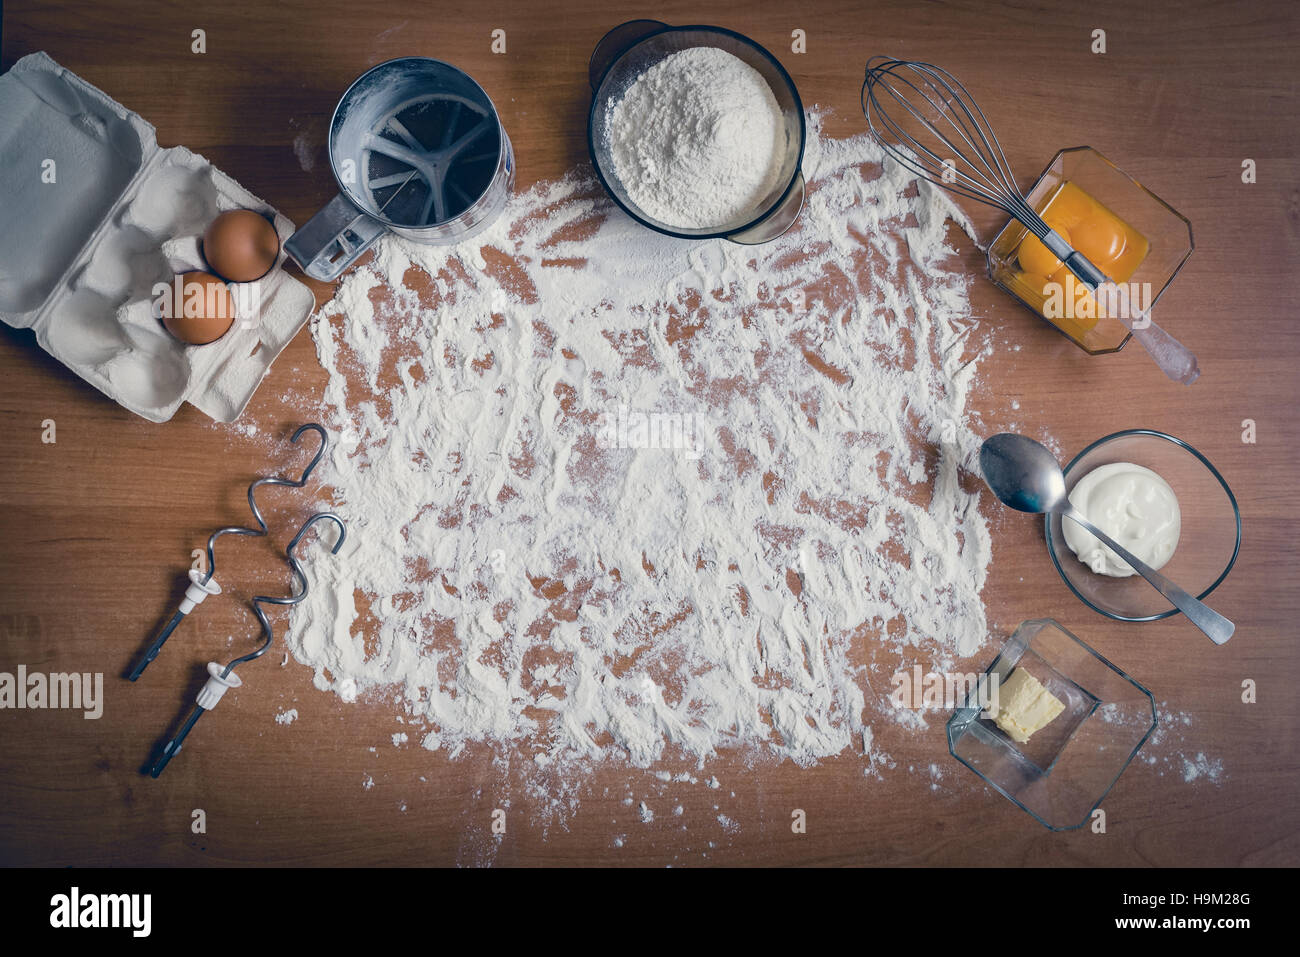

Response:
(1062, 462), (1180, 577)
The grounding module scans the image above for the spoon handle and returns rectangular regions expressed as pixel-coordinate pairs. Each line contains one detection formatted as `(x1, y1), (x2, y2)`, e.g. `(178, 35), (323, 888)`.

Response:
(1062, 506), (1234, 644)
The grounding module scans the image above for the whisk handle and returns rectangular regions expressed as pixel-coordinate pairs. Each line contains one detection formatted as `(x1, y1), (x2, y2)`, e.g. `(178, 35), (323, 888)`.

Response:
(1061, 251), (1200, 385)
(1115, 294), (1202, 385)
(1062, 250), (1108, 289)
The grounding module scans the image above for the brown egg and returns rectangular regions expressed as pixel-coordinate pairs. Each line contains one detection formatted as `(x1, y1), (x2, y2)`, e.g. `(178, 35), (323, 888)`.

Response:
(202, 209), (280, 282)
(161, 271), (236, 345)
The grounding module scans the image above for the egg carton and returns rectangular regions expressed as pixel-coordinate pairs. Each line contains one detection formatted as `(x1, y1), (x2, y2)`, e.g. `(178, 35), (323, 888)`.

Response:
(0, 51), (315, 423)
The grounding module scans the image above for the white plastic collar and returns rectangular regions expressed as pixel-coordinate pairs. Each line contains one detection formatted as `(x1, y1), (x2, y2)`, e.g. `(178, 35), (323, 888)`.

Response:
(196, 661), (243, 710)
(178, 568), (222, 614)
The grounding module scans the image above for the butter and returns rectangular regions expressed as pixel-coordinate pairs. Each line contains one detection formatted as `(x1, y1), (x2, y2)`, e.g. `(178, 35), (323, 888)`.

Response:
(987, 668), (1065, 744)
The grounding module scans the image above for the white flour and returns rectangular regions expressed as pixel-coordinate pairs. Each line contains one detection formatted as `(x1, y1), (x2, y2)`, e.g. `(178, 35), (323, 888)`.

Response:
(606, 47), (787, 229)
(291, 115), (993, 772)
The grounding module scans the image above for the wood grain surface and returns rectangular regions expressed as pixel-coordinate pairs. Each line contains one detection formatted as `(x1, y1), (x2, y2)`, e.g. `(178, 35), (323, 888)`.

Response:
(1, 0), (1297, 867)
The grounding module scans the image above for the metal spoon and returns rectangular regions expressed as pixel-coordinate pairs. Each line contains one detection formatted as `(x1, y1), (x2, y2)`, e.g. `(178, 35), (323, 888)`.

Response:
(979, 433), (1234, 644)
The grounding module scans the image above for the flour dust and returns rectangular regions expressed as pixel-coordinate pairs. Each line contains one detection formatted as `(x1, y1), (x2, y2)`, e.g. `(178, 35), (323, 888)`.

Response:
(291, 115), (995, 778)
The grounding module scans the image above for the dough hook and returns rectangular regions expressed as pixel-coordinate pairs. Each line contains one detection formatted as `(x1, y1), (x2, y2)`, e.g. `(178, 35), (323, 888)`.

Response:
(147, 512), (347, 778)
(128, 423), (329, 681)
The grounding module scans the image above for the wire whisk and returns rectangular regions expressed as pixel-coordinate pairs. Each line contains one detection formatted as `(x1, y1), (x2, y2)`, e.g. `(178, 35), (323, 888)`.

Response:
(128, 423), (329, 681)
(147, 512), (347, 778)
(862, 58), (1199, 385)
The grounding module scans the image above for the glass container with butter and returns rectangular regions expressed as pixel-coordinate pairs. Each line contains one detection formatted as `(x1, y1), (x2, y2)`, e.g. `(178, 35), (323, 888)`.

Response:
(986, 147), (1193, 355)
(947, 618), (1157, 831)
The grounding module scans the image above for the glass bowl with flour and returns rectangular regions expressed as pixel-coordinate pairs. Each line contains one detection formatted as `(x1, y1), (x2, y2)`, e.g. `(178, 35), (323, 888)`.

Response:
(587, 22), (806, 242)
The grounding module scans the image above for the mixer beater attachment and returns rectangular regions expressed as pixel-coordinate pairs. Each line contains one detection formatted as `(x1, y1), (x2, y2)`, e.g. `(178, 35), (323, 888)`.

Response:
(128, 423), (329, 681)
(147, 512), (347, 777)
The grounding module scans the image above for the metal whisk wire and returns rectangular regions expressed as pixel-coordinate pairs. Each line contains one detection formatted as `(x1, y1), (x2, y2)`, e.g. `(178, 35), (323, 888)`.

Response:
(862, 58), (1049, 239)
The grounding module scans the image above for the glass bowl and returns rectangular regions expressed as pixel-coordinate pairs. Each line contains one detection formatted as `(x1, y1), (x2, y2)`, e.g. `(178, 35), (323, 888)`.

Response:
(1046, 430), (1241, 621)
(586, 20), (806, 244)
(947, 618), (1157, 831)
(987, 147), (1194, 354)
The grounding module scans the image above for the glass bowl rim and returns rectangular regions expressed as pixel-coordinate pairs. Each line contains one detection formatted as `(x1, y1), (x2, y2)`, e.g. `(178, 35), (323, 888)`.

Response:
(585, 23), (807, 240)
(1044, 429), (1242, 622)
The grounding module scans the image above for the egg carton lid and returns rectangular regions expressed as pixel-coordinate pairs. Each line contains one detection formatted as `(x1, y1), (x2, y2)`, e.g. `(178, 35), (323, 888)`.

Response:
(0, 51), (316, 422)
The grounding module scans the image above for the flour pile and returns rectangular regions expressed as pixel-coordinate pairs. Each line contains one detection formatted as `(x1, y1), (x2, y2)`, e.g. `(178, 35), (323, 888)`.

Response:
(292, 116), (992, 770)
(605, 47), (788, 229)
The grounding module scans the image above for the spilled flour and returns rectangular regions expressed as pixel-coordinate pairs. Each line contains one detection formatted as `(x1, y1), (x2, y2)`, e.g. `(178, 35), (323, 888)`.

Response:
(291, 115), (993, 771)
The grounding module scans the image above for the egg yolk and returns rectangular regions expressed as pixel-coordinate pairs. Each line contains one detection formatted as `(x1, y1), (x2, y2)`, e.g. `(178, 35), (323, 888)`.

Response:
(998, 180), (1150, 347)
(1040, 185), (1091, 231)
(1070, 216), (1127, 265)
(1017, 225), (1068, 276)
(1018, 272), (1051, 297)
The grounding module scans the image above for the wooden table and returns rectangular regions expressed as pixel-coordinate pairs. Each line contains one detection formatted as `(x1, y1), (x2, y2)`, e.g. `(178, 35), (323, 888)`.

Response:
(1, 0), (1296, 866)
